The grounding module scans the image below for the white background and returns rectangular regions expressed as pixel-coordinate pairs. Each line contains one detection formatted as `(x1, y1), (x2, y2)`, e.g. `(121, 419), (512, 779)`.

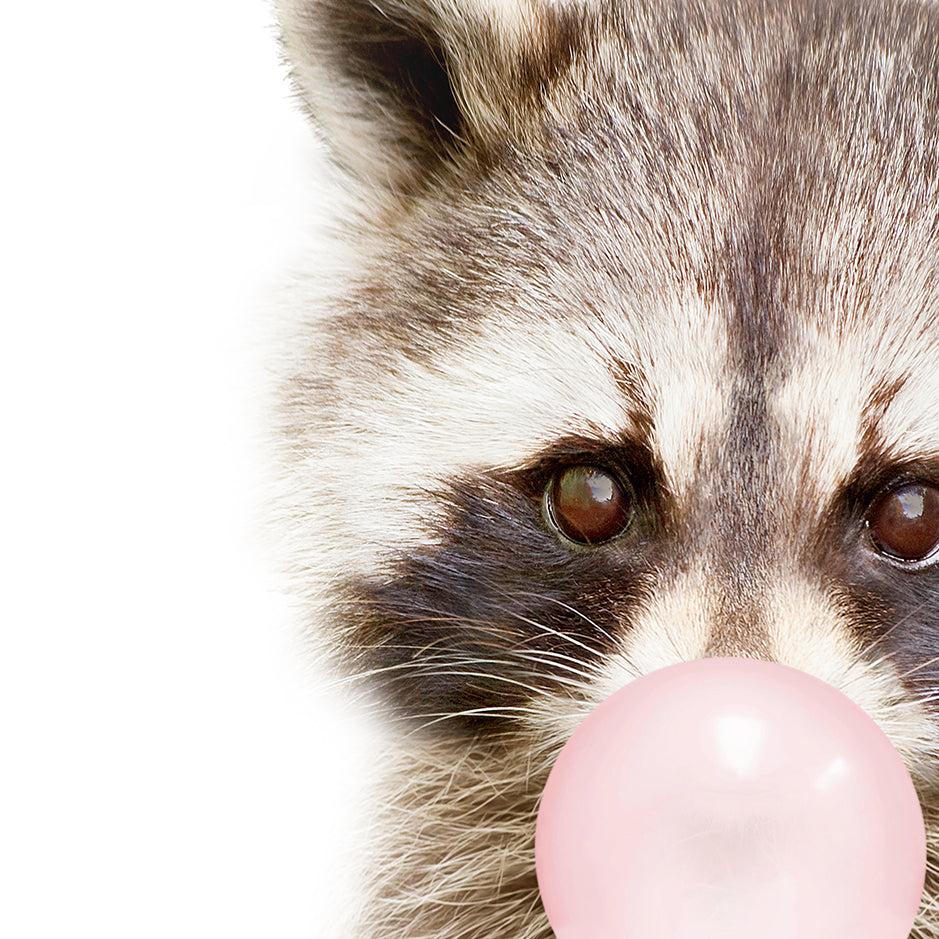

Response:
(1, 2), (367, 936)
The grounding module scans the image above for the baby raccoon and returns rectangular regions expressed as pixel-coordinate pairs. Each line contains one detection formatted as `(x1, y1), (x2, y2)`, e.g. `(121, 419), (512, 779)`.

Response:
(270, 0), (939, 935)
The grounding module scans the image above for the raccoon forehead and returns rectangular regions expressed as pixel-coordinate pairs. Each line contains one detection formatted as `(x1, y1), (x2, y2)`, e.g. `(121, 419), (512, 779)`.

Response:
(329, 295), (730, 475)
(287, 298), (730, 576)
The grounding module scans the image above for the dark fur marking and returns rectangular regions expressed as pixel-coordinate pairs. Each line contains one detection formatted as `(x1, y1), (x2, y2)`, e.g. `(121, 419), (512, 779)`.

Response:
(606, 356), (656, 443)
(837, 562), (939, 708)
(813, 453), (939, 705)
(317, 0), (463, 170)
(860, 377), (911, 453)
(337, 444), (669, 736)
(515, 6), (589, 102)
(701, 223), (793, 656)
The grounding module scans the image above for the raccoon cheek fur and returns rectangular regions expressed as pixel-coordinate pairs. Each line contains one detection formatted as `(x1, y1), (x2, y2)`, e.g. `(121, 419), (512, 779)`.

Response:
(271, 0), (939, 936)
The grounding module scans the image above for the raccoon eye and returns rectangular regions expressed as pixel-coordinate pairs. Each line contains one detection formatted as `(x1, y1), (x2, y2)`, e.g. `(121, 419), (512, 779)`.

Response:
(868, 483), (939, 563)
(548, 465), (632, 544)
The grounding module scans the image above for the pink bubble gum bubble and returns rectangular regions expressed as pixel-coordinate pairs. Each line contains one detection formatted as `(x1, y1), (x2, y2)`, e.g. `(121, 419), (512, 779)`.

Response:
(535, 658), (926, 939)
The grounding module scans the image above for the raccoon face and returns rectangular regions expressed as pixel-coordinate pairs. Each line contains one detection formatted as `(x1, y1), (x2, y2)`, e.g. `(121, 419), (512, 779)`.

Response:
(272, 0), (939, 935)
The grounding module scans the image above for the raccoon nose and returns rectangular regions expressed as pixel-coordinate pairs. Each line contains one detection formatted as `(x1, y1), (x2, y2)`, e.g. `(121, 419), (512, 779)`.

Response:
(535, 658), (925, 939)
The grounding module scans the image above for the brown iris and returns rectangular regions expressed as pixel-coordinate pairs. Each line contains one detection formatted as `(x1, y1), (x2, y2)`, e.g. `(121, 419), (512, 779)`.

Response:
(868, 483), (939, 562)
(548, 465), (632, 544)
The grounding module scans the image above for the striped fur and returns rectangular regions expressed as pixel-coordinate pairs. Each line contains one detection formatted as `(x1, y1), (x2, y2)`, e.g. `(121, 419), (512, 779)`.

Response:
(271, 1), (939, 935)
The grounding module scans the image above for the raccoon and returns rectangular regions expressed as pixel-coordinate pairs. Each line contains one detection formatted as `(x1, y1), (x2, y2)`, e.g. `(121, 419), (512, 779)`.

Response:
(270, 0), (939, 935)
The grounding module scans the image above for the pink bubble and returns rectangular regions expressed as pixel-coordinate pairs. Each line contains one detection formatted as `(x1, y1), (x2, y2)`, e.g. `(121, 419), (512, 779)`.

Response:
(535, 658), (926, 939)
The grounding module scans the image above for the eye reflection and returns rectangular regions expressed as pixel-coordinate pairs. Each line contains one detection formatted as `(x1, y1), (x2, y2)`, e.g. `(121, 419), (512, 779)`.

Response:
(548, 465), (632, 544)
(868, 483), (939, 562)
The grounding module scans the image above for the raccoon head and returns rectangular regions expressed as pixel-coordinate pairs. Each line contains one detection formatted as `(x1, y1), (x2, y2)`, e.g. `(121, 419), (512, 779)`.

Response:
(273, 1), (939, 936)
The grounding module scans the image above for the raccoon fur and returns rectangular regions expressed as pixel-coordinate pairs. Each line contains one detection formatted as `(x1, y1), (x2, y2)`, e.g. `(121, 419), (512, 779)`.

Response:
(270, 0), (939, 935)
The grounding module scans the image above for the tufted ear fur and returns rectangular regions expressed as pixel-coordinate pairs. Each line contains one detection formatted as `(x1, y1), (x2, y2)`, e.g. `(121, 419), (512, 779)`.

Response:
(274, 0), (576, 192)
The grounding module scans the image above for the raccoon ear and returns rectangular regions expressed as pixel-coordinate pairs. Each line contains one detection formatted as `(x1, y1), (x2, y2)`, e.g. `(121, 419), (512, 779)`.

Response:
(273, 0), (542, 191)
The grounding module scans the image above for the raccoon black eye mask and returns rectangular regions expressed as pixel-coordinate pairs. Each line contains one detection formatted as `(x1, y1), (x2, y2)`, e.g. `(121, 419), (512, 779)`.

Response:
(271, 0), (939, 936)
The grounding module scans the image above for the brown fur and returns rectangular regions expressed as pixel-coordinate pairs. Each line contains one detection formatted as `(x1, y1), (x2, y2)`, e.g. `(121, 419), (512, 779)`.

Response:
(271, 1), (939, 935)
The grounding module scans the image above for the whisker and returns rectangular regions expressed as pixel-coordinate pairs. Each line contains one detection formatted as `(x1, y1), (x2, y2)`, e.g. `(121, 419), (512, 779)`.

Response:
(510, 590), (618, 644)
(409, 705), (541, 735)
(343, 597), (610, 676)
(858, 599), (932, 659)
(501, 608), (610, 662)
(902, 653), (939, 680)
